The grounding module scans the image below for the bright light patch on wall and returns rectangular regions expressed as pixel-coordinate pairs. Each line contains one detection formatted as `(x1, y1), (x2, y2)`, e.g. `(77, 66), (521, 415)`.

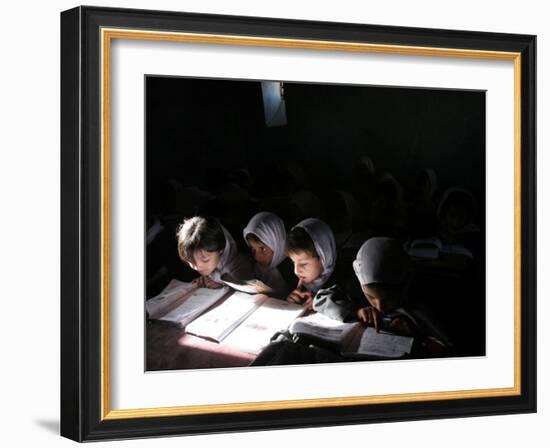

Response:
(261, 81), (287, 127)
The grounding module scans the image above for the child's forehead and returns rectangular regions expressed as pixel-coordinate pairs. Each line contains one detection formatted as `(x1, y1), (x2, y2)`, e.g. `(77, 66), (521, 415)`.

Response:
(288, 250), (315, 262)
(193, 248), (217, 258)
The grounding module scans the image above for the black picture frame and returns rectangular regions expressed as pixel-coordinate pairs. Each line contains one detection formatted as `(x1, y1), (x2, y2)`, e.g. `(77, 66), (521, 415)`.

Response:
(60, 5), (536, 442)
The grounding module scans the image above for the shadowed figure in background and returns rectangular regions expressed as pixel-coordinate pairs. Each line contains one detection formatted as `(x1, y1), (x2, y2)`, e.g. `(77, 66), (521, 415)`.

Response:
(215, 180), (259, 244)
(436, 186), (481, 256)
(322, 189), (362, 249)
(352, 155), (376, 230)
(406, 168), (439, 238)
(370, 171), (406, 238)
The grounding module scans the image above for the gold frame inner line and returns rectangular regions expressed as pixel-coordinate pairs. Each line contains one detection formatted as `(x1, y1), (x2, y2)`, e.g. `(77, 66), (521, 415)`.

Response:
(99, 28), (522, 421)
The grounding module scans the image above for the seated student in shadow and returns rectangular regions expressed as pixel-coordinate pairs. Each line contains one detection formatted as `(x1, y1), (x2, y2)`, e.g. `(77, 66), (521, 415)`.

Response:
(242, 212), (289, 299)
(176, 216), (252, 289)
(352, 155), (376, 220)
(370, 172), (407, 238)
(352, 237), (452, 356)
(406, 168), (439, 238)
(436, 186), (481, 254)
(284, 218), (337, 310)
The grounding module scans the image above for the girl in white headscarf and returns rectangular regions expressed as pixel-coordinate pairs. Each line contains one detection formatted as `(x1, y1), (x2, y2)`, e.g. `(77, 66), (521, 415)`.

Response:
(177, 216), (252, 288)
(243, 212), (289, 299)
(353, 237), (451, 353)
(285, 218), (337, 308)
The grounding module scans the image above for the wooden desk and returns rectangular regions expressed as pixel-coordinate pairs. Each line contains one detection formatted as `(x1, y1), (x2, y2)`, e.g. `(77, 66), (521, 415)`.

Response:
(146, 321), (256, 371)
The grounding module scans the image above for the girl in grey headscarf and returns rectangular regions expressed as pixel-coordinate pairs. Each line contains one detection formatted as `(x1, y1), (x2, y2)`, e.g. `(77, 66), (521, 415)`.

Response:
(286, 218), (337, 308)
(243, 212), (289, 298)
(353, 237), (451, 353)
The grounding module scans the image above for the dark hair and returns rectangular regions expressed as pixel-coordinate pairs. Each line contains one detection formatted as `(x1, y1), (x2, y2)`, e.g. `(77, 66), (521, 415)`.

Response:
(176, 216), (225, 263)
(286, 226), (318, 258)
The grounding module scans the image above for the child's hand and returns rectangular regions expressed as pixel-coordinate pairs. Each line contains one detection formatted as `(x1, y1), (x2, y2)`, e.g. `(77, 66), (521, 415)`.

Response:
(302, 296), (314, 311)
(192, 276), (206, 288)
(389, 316), (414, 336)
(192, 276), (223, 289)
(286, 282), (314, 308)
(286, 289), (314, 305)
(357, 306), (382, 332)
(203, 277), (224, 289)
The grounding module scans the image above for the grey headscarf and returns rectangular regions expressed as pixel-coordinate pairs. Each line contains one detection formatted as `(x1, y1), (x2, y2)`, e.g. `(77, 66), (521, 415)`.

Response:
(243, 212), (287, 269)
(292, 218), (337, 292)
(209, 225), (252, 282)
(353, 237), (409, 286)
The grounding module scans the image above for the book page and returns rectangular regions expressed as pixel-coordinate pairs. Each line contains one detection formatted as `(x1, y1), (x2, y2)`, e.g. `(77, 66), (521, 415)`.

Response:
(185, 292), (268, 342)
(158, 287), (231, 328)
(288, 313), (359, 345)
(222, 298), (305, 354)
(145, 279), (196, 320)
(221, 273), (273, 294)
(355, 327), (414, 358)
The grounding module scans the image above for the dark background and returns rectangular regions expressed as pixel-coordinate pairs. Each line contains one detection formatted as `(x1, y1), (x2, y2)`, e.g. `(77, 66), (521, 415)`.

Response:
(146, 77), (484, 208)
(145, 76), (486, 357)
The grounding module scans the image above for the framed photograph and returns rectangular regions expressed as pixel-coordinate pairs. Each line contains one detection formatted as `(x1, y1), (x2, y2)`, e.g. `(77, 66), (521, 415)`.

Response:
(60, 6), (536, 442)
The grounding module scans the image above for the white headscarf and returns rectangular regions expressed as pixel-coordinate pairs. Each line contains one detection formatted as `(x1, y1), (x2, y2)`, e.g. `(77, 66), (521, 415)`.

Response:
(353, 237), (409, 286)
(243, 212), (287, 269)
(292, 218), (337, 292)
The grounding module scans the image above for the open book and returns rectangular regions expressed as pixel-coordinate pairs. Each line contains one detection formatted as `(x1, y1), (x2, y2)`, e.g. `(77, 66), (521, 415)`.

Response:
(186, 292), (305, 354)
(220, 273), (273, 295)
(145, 279), (231, 328)
(289, 313), (414, 359)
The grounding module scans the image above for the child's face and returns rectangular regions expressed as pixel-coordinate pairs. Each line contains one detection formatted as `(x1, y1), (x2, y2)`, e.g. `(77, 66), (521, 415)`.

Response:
(188, 249), (222, 276)
(289, 251), (323, 284)
(362, 285), (401, 315)
(247, 238), (274, 268)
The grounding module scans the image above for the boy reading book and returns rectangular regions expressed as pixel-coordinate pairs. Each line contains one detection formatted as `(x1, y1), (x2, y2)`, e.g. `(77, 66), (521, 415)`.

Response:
(353, 237), (451, 354)
(177, 216), (252, 288)
(285, 218), (337, 309)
